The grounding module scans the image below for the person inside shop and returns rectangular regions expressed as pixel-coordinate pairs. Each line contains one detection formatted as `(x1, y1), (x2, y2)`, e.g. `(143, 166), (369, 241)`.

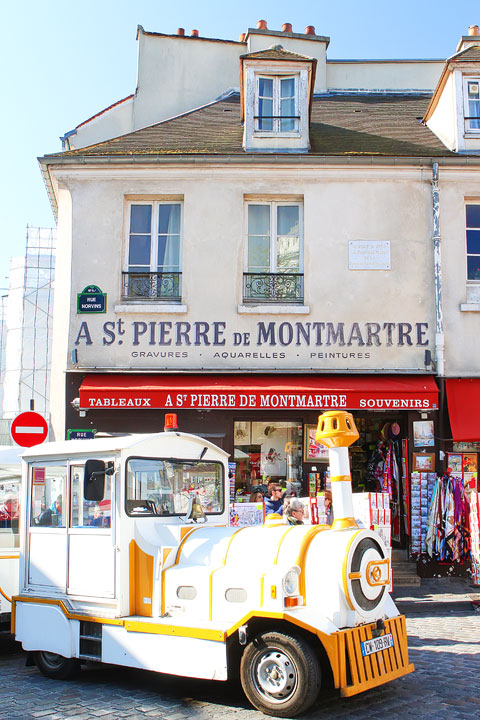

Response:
(265, 484), (284, 516)
(285, 498), (305, 525)
(325, 491), (333, 526)
(249, 489), (264, 503)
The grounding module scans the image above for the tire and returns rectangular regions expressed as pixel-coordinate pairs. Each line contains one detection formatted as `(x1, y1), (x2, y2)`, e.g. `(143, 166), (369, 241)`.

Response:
(240, 630), (321, 717)
(33, 651), (80, 680)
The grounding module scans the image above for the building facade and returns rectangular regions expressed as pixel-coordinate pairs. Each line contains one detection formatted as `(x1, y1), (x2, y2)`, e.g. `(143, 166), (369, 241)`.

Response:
(41, 21), (480, 560)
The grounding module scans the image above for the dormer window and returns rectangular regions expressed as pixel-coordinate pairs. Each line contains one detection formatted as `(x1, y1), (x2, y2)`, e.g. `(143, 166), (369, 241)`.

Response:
(465, 78), (480, 131)
(256, 75), (298, 133)
(241, 48), (316, 153)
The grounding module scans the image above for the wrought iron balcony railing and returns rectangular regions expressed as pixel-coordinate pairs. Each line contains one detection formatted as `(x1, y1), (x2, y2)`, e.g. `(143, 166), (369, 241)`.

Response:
(122, 272), (182, 301)
(243, 272), (304, 304)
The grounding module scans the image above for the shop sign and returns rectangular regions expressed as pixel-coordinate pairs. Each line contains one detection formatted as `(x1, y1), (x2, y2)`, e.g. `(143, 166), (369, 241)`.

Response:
(80, 389), (437, 411)
(67, 429), (96, 440)
(77, 285), (106, 314)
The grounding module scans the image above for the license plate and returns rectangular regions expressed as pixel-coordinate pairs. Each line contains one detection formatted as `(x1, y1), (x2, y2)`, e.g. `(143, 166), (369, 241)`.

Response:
(361, 633), (394, 656)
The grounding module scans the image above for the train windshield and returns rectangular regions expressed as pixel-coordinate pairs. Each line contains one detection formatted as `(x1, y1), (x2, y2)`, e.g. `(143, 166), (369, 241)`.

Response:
(125, 457), (224, 516)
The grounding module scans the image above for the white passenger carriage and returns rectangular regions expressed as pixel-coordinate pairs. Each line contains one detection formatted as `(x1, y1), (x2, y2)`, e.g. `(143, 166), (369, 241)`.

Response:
(0, 447), (22, 629)
(13, 412), (413, 717)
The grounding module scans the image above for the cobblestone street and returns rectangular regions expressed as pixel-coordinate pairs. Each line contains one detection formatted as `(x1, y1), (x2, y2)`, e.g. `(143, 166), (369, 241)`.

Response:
(1, 607), (479, 720)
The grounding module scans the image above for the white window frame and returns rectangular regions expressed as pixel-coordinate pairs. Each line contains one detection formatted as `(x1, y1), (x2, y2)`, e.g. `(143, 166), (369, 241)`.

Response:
(124, 200), (183, 275)
(463, 77), (480, 134)
(255, 74), (299, 135)
(244, 200), (304, 274)
(466, 202), (480, 283)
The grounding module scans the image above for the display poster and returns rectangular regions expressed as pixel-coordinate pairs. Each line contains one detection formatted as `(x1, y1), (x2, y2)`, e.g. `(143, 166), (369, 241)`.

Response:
(413, 420), (435, 447)
(230, 502), (264, 527)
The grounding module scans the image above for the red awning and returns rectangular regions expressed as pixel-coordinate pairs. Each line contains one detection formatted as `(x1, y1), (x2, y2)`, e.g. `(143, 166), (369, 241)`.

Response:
(79, 374), (438, 411)
(446, 379), (480, 441)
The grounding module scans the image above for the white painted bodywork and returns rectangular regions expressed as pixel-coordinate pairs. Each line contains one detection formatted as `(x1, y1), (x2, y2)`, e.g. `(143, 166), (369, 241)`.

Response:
(16, 430), (398, 681)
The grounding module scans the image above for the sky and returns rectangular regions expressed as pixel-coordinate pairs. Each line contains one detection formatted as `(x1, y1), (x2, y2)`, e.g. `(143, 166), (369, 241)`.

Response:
(1, 0), (479, 288)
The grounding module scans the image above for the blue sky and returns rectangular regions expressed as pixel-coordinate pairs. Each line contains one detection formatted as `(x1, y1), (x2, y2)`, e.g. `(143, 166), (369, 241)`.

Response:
(1, 0), (479, 286)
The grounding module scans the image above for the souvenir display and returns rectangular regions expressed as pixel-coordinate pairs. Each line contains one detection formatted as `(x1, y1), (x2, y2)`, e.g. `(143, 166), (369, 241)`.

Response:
(470, 492), (480, 585)
(410, 472), (436, 555)
(424, 471), (471, 562)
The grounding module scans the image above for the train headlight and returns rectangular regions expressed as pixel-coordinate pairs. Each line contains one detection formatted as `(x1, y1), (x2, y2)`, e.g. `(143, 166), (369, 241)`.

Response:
(282, 566), (300, 596)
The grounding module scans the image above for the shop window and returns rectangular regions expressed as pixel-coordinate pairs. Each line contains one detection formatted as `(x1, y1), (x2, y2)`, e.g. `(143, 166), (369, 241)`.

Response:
(123, 201), (183, 301)
(0, 479), (20, 548)
(125, 458), (224, 517)
(70, 465), (112, 528)
(466, 204), (480, 281)
(464, 78), (480, 132)
(234, 421), (303, 496)
(30, 465), (67, 527)
(244, 201), (303, 303)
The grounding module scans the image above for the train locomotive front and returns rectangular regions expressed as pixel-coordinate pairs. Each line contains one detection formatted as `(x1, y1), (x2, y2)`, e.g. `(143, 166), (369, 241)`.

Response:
(13, 411), (413, 718)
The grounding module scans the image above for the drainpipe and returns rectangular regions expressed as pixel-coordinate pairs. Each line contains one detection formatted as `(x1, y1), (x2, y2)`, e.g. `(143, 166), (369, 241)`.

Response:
(432, 162), (445, 377)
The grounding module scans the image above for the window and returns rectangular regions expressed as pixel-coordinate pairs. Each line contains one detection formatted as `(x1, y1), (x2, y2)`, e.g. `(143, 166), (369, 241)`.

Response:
(0, 479), (20, 548)
(465, 79), (480, 131)
(30, 465), (67, 527)
(466, 204), (480, 281)
(244, 201), (303, 303)
(126, 458), (224, 516)
(256, 75), (298, 133)
(123, 201), (182, 300)
(70, 465), (112, 528)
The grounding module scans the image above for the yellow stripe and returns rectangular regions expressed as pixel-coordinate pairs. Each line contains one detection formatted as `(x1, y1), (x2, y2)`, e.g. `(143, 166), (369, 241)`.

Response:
(0, 554), (20, 560)
(0, 586), (12, 603)
(332, 517), (358, 530)
(295, 525), (330, 600)
(330, 475), (352, 483)
(260, 574), (265, 607)
(342, 531), (362, 610)
(12, 596), (125, 625)
(124, 619), (225, 641)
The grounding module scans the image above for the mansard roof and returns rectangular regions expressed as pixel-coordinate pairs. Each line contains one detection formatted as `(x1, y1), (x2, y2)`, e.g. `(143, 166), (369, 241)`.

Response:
(45, 92), (454, 160)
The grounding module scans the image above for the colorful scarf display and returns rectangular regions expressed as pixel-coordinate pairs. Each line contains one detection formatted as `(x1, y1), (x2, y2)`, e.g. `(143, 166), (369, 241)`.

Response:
(425, 473), (471, 561)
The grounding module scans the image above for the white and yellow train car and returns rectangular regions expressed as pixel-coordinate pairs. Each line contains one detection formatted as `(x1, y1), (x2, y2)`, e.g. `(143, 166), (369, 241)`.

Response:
(0, 447), (22, 629)
(13, 412), (413, 717)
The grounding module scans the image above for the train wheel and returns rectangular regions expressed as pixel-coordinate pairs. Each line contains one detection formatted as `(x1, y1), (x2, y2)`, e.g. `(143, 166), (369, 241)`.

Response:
(240, 631), (321, 717)
(33, 651), (80, 680)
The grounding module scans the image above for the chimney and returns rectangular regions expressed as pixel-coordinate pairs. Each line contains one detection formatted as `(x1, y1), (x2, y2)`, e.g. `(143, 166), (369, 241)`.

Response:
(257, 19), (268, 30)
(177, 28), (185, 36)
(191, 29), (199, 37)
(457, 25), (480, 52)
(282, 23), (292, 33)
(239, 32), (246, 42)
(468, 25), (479, 35)
(315, 411), (359, 531)
(305, 25), (316, 35)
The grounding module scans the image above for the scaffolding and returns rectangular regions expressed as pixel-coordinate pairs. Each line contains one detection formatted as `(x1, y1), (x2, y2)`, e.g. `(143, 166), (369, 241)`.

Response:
(1, 227), (56, 432)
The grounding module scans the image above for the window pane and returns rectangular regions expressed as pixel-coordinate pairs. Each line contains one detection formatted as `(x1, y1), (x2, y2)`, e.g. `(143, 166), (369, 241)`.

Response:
(158, 235), (180, 270)
(128, 235), (151, 266)
(31, 466), (66, 527)
(277, 236), (300, 271)
(466, 205), (480, 228)
(467, 229), (480, 254)
(0, 480), (20, 548)
(248, 205), (270, 235)
(467, 255), (480, 280)
(126, 459), (224, 516)
(130, 205), (152, 233)
(158, 204), (181, 234)
(248, 236), (270, 272)
(71, 466), (111, 528)
(280, 78), (295, 98)
(258, 98), (273, 130)
(259, 78), (273, 98)
(277, 206), (299, 236)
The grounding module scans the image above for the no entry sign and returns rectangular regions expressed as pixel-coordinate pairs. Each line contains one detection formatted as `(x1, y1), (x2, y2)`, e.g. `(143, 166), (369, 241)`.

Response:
(11, 411), (49, 447)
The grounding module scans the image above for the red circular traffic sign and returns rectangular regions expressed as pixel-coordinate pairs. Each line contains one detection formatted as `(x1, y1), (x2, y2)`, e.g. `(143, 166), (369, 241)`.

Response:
(11, 411), (49, 447)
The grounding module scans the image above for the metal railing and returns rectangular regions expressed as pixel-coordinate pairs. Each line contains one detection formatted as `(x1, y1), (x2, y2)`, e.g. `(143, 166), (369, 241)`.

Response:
(243, 272), (304, 303)
(122, 272), (182, 301)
